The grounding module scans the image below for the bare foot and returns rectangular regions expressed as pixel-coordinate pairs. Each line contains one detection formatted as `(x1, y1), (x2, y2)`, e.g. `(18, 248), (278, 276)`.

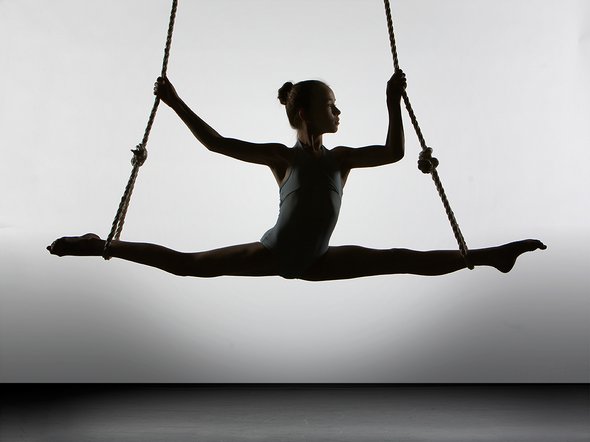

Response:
(486, 239), (546, 273)
(47, 233), (103, 257)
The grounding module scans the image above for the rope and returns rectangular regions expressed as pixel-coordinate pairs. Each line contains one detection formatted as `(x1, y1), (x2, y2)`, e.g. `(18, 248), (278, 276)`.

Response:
(103, 0), (179, 259)
(383, 0), (473, 269)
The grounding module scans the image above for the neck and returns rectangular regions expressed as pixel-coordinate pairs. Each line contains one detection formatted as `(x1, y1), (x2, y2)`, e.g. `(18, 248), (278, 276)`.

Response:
(297, 131), (323, 151)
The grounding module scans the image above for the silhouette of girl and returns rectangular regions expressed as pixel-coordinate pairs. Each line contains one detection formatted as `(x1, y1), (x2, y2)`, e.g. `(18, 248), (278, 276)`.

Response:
(47, 71), (545, 280)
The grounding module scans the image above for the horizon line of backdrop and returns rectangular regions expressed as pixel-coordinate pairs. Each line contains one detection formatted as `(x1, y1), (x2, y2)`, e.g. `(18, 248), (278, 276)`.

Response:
(1, 0), (589, 382)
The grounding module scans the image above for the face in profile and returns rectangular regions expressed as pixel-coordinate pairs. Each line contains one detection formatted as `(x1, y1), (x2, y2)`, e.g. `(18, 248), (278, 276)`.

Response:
(305, 86), (341, 134)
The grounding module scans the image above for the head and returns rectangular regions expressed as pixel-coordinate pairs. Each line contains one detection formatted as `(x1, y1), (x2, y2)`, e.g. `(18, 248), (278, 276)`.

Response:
(278, 80), (341, 136)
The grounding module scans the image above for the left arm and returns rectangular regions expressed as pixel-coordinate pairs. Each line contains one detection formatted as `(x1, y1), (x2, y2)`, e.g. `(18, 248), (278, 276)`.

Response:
(335, 70), (406, 171)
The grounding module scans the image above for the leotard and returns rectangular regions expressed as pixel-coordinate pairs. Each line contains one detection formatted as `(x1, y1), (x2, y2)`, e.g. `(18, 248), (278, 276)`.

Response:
(260, 139), (343, 279)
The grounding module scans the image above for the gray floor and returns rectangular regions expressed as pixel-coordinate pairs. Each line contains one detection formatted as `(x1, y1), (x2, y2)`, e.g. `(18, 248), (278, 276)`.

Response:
(1, 385), (588, 442)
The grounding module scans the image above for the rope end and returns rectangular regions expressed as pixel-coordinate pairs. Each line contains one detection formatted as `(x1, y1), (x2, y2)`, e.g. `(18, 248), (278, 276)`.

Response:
(102, 238), (114, 260)
(463, 252), (474, 270)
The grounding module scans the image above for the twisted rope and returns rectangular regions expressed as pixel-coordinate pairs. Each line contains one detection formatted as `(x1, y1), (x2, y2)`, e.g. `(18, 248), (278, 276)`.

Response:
(383, 0), (473, 269)
(103, 0), (179, 259)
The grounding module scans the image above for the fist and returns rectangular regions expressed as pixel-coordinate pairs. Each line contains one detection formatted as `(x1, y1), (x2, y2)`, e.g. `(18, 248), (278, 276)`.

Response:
(387, 69), (407, 103)
(154, 76), (180, 107)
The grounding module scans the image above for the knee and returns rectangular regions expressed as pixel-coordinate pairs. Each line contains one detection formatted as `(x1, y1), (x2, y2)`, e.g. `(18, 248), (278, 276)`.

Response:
(169, 259), (193, 277)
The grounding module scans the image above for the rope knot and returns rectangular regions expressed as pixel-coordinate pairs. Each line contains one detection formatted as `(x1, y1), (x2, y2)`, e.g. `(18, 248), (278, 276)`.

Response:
(131, 144), (148, 167)
(417, 147), (439, 174)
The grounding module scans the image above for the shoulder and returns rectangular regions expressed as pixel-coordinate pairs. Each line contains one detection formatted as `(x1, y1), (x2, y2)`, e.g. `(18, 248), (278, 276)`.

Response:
(328, 144), (400, 170)
(329, 145), (350, 154)
(327, 145), (352, 167)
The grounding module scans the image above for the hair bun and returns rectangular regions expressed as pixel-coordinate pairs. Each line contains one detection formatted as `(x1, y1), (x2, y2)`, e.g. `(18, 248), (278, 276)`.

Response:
(277, 82), (294, 105)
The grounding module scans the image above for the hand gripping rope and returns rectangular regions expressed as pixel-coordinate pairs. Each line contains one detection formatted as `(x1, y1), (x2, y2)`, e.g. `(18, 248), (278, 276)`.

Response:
(103, 0), (178, 259)
(383, 0), (473, 269)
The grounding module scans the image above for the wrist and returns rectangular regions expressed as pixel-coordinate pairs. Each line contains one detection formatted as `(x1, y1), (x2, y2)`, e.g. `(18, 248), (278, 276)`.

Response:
(387, 98), (402, 110)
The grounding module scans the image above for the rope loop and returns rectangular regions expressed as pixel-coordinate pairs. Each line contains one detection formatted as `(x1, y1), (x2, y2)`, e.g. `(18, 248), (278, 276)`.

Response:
(131, 143), (148, 167)
(417, 147), (439, 174)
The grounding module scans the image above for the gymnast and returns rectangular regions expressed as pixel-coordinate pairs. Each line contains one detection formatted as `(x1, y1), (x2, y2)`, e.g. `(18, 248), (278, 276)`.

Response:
(47, 71), (546, 280)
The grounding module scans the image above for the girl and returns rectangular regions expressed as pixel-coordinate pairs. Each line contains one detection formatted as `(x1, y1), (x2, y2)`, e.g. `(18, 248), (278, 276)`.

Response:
(47, 71), (545, 280)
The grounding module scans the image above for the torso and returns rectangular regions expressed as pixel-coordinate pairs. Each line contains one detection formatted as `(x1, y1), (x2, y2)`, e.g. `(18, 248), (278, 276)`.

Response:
(270, 145), (350, 189)
(260, 141), (346, 279)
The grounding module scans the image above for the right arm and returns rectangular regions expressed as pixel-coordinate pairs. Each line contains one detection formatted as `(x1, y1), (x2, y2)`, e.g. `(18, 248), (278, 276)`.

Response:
(155, 77), (290, 168)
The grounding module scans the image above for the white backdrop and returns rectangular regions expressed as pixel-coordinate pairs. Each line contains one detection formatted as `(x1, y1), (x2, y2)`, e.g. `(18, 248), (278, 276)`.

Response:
(1, 0), (588, 382)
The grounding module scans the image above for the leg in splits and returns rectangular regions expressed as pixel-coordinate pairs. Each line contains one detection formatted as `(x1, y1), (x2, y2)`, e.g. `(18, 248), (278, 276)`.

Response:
(47, 234), (546, 280)
(47, 234), (280, 277)
(300, 240), (547, 281)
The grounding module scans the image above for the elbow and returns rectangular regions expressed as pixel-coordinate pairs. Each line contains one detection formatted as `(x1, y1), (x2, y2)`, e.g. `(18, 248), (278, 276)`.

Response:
(389, 147), (404, 164)
(385, 141), (404, 164)
(204, 135), (224, 153)
(391, 152), (404, 163)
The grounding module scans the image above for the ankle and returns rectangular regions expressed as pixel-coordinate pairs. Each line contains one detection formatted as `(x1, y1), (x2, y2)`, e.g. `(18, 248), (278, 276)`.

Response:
(89, 237), (106, 256)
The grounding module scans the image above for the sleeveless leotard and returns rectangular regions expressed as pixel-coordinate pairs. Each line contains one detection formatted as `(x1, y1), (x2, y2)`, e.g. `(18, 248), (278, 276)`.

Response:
(260, 139), (343, 279)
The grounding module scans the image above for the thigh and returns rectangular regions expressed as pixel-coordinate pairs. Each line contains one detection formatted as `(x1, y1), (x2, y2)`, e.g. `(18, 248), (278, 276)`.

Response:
(190, 241), (280, 277)
(301, 245), (400, 281)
